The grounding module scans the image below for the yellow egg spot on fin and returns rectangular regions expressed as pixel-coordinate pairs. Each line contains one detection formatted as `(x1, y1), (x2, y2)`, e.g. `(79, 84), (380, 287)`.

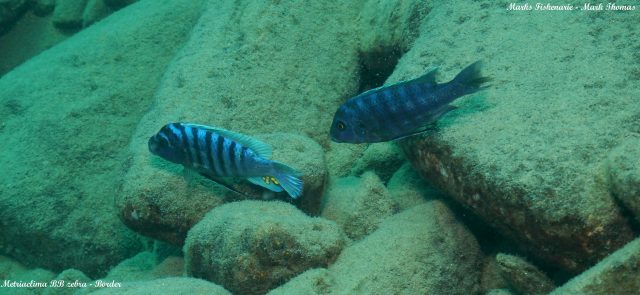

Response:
(262, 176), (279, 185)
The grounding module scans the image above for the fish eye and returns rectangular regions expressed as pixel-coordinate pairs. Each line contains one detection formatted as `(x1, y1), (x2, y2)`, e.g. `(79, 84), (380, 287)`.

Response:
(336, 121), (346, 131)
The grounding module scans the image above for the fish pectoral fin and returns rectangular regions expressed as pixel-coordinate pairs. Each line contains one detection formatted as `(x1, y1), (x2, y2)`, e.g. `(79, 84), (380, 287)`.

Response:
(247, 176), (284, 193)
(198, 172), (252, 198)
(392, 123), (438, 141)
(181, 123), (272, 158)
(429, 104), (458, 121)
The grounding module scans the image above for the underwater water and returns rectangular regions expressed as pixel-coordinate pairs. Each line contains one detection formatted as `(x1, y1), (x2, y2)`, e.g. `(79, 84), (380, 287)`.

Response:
(1, 0), (639, 294)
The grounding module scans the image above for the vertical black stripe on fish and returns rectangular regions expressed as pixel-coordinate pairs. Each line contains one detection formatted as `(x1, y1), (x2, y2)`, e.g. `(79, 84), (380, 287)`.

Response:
(167, 123), (182, 143)
(367, 91), (393, 139)
(190, 126), (203, 168)
(238, 146), (249, 175)
(205, 132), (220, 176)
(394, 85), (417, 129)
(409, 82), (429, 124)
(227, 141), (238, 176)
(355, 97), (379, 132)
(234, 143), (245, 175)
(176, 123), (193, 166)
(379, 88), (403, 136)
(196, 129), (210, 171)
(216, 135), (228, 176)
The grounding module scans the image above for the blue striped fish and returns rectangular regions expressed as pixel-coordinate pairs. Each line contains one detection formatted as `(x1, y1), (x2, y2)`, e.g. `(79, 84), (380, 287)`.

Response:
(148, 123), (303, 199)
(330, 61), (490, 143)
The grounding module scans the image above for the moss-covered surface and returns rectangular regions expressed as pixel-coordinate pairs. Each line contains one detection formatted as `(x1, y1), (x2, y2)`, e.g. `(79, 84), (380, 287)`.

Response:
(184, 201), (346, 295)
(0, 0), (204, 277)
(401, 0), (639, 273)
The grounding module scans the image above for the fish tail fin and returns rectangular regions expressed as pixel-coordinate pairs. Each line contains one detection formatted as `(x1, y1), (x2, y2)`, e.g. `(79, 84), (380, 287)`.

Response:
(452, 60), (491, 95)
(270, 161), (304, 199)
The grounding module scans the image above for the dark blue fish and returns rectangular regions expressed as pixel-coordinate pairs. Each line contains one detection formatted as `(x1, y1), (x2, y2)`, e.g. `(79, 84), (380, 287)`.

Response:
(330, 61), (490, 143)
(148, 123), (303, 199)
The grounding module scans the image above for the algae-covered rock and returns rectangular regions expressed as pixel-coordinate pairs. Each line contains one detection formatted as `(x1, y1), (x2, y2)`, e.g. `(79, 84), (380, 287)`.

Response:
(550, 237), (640, 295)
(0, 0), (28, 33)
(270, 201), (482, 294)
(0, 0), (204, 277)
(43, 269), (91, 295)
(387, 162), (441, 210)
(52, 0), (88, 29)
(119, 0), (362, 246)
(82, 0), (110, 27)
(88, 277), (231, 295)
(606, 138), (640, 223)
(118, 132), (326, 246)
(267, 268), (332, 295)
(321, 171), (398, 240)
(400, 0), (639, 273)
(73, 251), (184, 295)
(0, 255), (56, 294)
(496, 253), (555, 295)
(328, 202), (482, 294)
(184, 200), (347, 295)
(254, 133), (328, 215)
(349, 142), (405, 182)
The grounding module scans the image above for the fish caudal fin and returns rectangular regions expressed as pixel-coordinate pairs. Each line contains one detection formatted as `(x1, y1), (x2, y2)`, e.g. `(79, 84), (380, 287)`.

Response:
(246, 161), (304, 199)
(272, 161), (304, 199)
(452, 61), (491, 95)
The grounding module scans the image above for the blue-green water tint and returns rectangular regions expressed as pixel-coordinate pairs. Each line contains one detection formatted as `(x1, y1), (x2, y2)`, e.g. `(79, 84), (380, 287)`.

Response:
(1, 0), (639, 294)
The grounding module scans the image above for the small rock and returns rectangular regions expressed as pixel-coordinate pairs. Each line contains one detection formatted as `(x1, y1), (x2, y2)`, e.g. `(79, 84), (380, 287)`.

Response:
(89, 277), (231, 295)
(102, 0), (137, 9)
(82, 0), (110, 27)
(387, 162), (442, 210)
(350, 142), (405, 182)
(150, 256), (184, 278)
(184, 200), (346, 295)
(606, 138), (640, 223)
(52, 0), (88, 29)
(266, 268), (332, 295)
(102, 251), (157, 282)
(0, 255), (56, 292)
(43, 269), (91, 295)
(480, 255), (509, 293)
(32, 0), (55, 16)
(550, 237), (640, 295)
(321, 171), (398, 240)
(486, 289), (516, 295)
(496, 253), (555, 295)
(0, 0), (29, 33)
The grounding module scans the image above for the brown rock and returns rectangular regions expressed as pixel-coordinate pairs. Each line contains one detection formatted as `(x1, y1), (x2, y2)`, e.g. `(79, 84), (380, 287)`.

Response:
(184, 201), (347, 295)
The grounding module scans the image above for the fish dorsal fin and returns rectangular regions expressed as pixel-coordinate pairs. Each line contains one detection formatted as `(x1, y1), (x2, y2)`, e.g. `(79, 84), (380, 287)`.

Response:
(414, 67), (438, 87)
(182, 123), (272, 158)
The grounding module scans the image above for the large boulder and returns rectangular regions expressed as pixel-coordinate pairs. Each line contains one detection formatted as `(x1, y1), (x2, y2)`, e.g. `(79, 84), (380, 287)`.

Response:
(0, 0), (204, 277)
(118, 0), (368, 244)
(184, 201), (347, 295)
(400, 0), (639, 273)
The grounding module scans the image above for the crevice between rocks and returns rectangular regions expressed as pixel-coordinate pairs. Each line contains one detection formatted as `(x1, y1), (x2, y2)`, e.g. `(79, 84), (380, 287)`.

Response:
(356, 45), (405, 93)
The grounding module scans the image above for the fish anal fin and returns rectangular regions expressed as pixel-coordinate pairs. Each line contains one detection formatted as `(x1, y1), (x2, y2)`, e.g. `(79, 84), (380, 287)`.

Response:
(197, 171), (252, 198)
(429, 104), (457, 121)
(247, 176), (284, 193)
